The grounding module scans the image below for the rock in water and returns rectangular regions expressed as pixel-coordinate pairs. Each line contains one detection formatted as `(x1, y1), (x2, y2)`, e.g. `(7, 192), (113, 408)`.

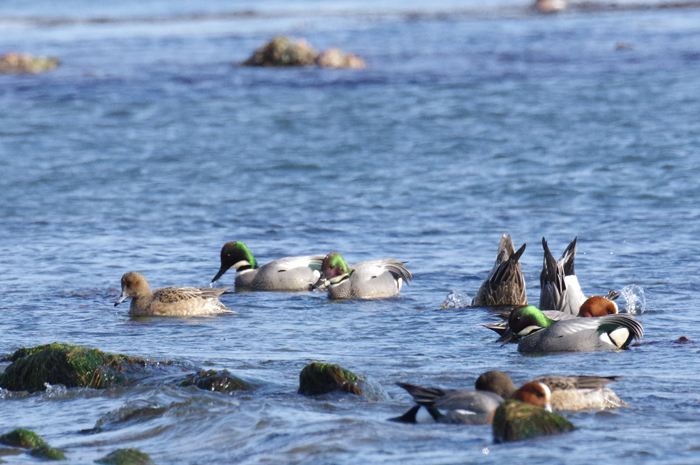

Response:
(95, 448), (154, 465)
(0, 342), (156, 392)
(179, 369), (256, 392)
(298, 362), (365, 396)
(242, 36), (318, 67)
(492, 400), (575, 442)
(316, 48), (367, 69)
(0, 52), (59, 74)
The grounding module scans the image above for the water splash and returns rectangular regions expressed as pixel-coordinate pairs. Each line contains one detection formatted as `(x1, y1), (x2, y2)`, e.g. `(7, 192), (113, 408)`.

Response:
(441, 290), (471, 309)
(619, 285), (646, 314)
(44, 382), (68, 397)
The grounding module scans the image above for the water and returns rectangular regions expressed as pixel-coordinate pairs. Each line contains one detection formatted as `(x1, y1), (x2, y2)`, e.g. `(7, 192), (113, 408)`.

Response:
(1, 1), (700, 463)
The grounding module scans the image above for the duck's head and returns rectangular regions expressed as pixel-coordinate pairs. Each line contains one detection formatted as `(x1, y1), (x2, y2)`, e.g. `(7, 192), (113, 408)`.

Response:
(476, 370), (517, 398)
(497, 306), (552, 343)
(212, 241), (258, 283)
(513, 381), (552, 412)
(311, 252), (351, 290)
(115, 271), (150, 306)
(579, 295), (618, 317)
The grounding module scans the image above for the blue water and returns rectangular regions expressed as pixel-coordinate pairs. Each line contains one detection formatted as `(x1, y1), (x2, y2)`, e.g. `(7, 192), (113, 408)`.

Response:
(2, 1), (700, 463)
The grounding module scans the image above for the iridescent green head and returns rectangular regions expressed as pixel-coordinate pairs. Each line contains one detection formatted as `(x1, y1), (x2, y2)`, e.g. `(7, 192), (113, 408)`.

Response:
(320, 252), (351, 281)
(507, 306), (553, 337)
(211, 241), (258, 283)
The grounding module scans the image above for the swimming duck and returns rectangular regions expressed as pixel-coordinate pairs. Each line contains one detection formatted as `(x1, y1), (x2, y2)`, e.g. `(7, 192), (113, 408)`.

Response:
(482, 294), (619, 337)
(499, 305), (643, 352)
(472, 235), (527, 307)
(115, 272), (234, 316)
(476, 370), (630, 411)
(311, 252), (412, 299)
(211, 241), (325, 291)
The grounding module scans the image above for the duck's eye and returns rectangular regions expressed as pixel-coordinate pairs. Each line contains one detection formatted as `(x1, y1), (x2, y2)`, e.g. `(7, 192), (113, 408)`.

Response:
(607, 309), (615, 314)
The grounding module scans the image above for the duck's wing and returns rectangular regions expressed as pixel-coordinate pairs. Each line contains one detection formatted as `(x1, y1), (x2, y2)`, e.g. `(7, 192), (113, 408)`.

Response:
(154, 286), (228, 302)
(268, 255), (326, 272)
(352, 259), (412, 284)
(532, 375), (623, 391)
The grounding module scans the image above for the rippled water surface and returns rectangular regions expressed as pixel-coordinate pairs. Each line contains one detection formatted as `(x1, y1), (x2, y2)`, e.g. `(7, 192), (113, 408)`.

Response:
(1, 1), (700, 463)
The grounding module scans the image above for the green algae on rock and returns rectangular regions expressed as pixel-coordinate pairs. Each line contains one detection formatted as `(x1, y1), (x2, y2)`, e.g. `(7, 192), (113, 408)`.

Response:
(0, 343), (157, 392)
(0, 429), (48, 449)
(298, 362), (365, 396)
(29, 445), (66, 461)
(0, 52), (59, 74)
(492, 400), (576, 443)
(95, 448), (154, 465)
(180, 369), (256, 392)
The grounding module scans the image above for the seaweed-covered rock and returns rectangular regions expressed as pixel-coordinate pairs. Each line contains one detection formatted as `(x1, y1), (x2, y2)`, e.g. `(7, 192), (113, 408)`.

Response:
(298, 362), (365, 396)
(180, 369), (256, 392)
(29, 444), (66, 460)
(0, 343), (156, 392)
(316, 48), (366, 69)
(492, 400), (575, 443)
(0, 52), (59, 74)
(95, 448), (154, 465)
(0, 429), (48, 449)
(243, 36), (318, 67)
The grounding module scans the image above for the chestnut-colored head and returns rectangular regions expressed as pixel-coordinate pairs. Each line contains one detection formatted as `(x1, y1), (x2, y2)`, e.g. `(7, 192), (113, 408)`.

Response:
(513, 381), (552, 411)
(579, 295), (618, 318)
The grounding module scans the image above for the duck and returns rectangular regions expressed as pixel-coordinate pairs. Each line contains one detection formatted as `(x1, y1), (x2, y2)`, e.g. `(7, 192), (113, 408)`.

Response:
(476, 370), (631, 411)
(482, 294), (619, 338)
(115, 272), (234, 316)
(472, 235), (527, 307)
(391, 376), (554, 425)
(311, 252), (412, 299)
(211, 241), (325, 292)
(498, 305), (643, 353)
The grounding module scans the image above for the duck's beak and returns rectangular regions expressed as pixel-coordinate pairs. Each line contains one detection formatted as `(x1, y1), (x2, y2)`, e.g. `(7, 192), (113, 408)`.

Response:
(211, 267), (227, 284)
(114, 292), (128, 307)
(310, 276), (328, 291)
(496, 329), (514, 346)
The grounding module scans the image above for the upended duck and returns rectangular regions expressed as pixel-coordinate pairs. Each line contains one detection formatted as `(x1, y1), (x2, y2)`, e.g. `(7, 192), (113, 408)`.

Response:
(499, 305), (643, 353)
(472, 235), (527, 307)
(540, 237), (620, 315)
(311, 252), (412, 299)
(115, 271), (234, 316)
(211, 241), (325, 292)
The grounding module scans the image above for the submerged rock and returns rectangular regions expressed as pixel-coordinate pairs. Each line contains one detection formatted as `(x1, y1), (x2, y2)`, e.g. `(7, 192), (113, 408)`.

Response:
(0, 342), (158, 392)
(180, 369), (256, 392)
(29, 445), (66, 460)
(492, 400), (575, 442)
(533, 0), (567, 12)
(95, 448), (154, 465)
(0, 52), (59, 74)
(0, 429), (65, 461)
(243, 36), (318, 67)
(316, 48), (367, 69)
(298, 362), (365, 396)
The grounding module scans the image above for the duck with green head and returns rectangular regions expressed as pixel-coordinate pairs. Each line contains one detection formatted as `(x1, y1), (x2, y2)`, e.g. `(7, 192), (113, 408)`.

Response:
(499, 305), (643, 353)
(211, 241), (325, 292)
(311, 252), (412, 299)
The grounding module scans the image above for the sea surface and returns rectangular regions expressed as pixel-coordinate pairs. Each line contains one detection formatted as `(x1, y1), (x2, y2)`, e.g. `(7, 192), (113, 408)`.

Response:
(1, 0), (700, 463)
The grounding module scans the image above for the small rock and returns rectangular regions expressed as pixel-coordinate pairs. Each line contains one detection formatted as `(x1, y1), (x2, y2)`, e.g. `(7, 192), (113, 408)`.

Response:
(674, 336), (693, 344)
(95, 448), (154, 465)
(179, 370), (256, 392)
(242, 36), (318, 67)
(533, 0), (567, 13)
(316, 48), (367, 69)
(29, 445), (66, 461)
(0, 429), (48, 449)
(493, 400), (575, 443)
(0, 52), (59, 74)
(298, 362), (364, 396)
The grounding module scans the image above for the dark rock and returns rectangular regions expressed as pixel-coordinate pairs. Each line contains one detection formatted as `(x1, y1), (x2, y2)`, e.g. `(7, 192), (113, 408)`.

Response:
(0, 429), (48, 449)
(29, 445), (66, 461)
(179, 369), (256, 392)
(493, 400), (575, 442)
(95, 448), (154, 465)
(298, 362), (364, 396)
